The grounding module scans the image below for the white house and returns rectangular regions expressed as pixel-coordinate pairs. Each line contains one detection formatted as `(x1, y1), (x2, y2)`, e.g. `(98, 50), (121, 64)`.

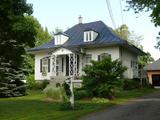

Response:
(28, 17), (145, 83)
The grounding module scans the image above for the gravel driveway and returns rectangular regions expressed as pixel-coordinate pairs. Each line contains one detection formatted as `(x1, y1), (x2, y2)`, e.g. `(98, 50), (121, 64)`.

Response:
(80, 90), (160, 120)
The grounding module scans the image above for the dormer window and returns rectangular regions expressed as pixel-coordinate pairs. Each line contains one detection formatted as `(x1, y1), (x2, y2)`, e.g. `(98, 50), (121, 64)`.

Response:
(54, 32), (69, 45)
(84, 30), (98, 42)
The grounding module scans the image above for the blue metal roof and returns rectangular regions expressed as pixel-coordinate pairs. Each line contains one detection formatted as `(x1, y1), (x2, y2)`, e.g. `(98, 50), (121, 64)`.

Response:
(28, 21), (144, 55)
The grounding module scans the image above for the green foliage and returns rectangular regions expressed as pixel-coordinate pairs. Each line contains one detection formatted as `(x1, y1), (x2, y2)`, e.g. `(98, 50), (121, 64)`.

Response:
(126, 0), (160, 48)
(43, 85), (68, 101)
(26, 75), (49, 90)
(126, 0), (160, 26)
(138, 52), (154, 66)
(82, 57), (127, 99)
(0, 0), (36, 97)
(25, 16), (52, 46)
(92, 97), (109, 103)
(114, 24), (143, 49)
(114, 24), (154, 66)
(24, 16), (52, 75)
(34, 80), (49, 90)
(40, 80), (50, 89)
(59, 102), (73, 110)
(59, 102), (83, 111)
(26, 74), (35, 89)
(0, 80), (26, 98)
(0, 89), (155, 120)
(63, 82), (71, 97)
(122, 79), (140, 90)
(115, 24), (130, 40)
(74, 89), (90, 100)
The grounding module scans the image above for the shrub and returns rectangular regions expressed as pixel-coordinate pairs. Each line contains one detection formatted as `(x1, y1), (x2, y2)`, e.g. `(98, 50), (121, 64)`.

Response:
(123, 79), (140, 90)
(82, 57), (127, 99)
(26, 74), (35, 89)
(74, 89), (90, 100)
(43, 85), (68, 101)
(26, 74), (49, 90)
(40, 80), (49, 89)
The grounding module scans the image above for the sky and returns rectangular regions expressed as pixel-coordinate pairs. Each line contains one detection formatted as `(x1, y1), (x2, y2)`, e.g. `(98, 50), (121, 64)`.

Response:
(27, 0), (160, 60)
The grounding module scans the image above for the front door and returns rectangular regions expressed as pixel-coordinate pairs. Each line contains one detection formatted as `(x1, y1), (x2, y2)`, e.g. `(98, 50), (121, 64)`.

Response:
(152, 75), (160, 86)
(56, 56), (64, 76)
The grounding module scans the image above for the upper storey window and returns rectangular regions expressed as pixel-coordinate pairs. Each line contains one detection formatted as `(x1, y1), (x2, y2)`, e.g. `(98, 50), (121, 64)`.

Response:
(84, 30), (98, 42)
(54, 32), (69, 45)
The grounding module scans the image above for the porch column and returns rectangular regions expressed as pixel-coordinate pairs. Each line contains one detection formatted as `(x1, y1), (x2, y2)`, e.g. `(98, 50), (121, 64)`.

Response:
(69, 53), (78, 77)
(51, 54), (57, 76)
(74, 53), (78, 76)
(69, 54), (73, 76)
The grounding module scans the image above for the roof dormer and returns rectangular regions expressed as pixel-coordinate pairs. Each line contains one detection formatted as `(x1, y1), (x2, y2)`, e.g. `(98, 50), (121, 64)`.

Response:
(54, 32), (69, 45)
(84, 29), (98, 42)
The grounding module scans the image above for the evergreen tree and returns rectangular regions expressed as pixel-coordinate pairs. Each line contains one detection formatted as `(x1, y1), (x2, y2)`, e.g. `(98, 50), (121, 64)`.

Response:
(0, 0), (36, 97)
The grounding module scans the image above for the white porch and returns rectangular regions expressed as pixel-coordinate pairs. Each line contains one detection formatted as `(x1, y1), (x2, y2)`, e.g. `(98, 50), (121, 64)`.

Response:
(50, 48), (81, 83)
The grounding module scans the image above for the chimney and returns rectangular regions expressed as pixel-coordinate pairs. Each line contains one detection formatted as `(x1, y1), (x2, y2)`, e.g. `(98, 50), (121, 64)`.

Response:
(78, 15), (83, 24)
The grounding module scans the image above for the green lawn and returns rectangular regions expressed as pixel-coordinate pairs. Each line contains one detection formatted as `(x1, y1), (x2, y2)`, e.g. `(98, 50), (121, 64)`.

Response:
(0, 89), (155, 120)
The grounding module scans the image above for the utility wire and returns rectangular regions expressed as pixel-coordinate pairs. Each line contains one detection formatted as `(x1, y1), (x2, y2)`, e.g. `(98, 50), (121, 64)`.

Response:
(106, 0), (116, 29)
(120, 0), (124, 25)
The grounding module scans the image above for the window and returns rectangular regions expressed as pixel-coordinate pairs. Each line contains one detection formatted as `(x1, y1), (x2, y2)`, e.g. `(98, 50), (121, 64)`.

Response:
(84, 31), (98, 42)
(98, 53), (111, 61)
(85, 31), (92, 42)
(40, 57), (50, 76)
(54, 34), (69, 45)
(85, 54), (92, 65)
(131, 61), (138, 69)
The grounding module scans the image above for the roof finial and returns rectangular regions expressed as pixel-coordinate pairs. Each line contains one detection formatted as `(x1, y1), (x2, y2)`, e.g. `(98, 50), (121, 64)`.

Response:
(78, 15), (83, 24)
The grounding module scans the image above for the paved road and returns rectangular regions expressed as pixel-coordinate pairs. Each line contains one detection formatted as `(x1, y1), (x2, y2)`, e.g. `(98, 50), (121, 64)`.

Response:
(80, 90), (160, 120)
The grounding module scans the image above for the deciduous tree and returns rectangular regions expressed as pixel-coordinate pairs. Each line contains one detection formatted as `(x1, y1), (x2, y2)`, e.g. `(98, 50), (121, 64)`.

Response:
(126, 0), (160, 49)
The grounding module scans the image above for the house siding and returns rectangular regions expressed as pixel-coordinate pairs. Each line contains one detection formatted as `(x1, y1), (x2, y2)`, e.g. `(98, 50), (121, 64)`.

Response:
(78, 46), (120, 75)
(85, 46), (120, 61)
(35, 52), (51, 80)
(121, 47), (138, 79)
(34, 46), (139, 80)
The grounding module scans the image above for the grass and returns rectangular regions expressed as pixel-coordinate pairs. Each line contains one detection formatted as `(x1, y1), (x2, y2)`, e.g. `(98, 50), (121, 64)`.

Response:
(0, 88), (156, 120)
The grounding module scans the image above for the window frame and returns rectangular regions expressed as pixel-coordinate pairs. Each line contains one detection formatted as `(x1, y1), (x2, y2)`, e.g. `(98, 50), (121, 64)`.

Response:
(85, 54), (92, 65)
(97, 53), (111, 61)
(40, 57), (50, 76)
